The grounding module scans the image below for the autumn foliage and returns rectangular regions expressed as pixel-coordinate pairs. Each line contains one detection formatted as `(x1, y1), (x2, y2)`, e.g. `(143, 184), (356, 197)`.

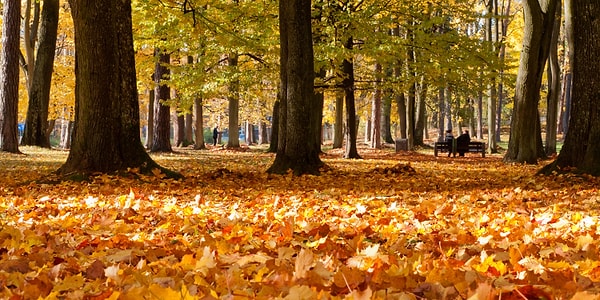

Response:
(1, 146), (600, 299)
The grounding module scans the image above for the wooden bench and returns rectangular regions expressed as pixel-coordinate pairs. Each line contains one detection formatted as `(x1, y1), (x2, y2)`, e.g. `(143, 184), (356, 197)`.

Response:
(434, 141), (485, 157)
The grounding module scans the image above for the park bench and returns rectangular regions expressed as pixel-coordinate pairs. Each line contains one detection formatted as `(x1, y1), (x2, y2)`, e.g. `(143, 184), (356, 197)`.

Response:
(434, 141), (486, 157)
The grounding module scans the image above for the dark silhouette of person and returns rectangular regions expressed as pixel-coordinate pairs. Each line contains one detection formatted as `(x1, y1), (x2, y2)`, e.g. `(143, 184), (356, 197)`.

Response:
(456, 130), (471, 157)
(213, 126), (219, 146)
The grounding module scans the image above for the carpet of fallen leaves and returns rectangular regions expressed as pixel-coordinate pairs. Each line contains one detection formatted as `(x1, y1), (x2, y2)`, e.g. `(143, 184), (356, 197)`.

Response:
(1, 145), (600, 300)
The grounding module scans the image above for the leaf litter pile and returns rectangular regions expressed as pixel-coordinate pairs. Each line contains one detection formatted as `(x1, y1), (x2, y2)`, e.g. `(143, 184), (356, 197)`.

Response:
(1, 146), (600, 299)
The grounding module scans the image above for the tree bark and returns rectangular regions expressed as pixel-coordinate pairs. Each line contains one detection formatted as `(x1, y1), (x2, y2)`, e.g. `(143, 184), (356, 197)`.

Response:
(0, 0), (21, 153)
(486, 0), (498, 153)
(21, 0), (59, 148)
(437, 88), (445, 141)
(227, 54), (240, 148)
(504, 0), (557, 164)
(258, 121), (267, 145)
(268, 0), (323, 174)
(381, 93), (393, 144)
(332, 92), (344, 149)
(151, 49), (172, 152)
(370, 63), (382, 149)
(175, 113), (185, 147)
(414, 78), (427, 146)
(59, 0), (172, 177)
(540, 0), (600, 176)
(185, 111), (193, 145)
(342, 37), (361, 159)
(405, 26), (416, 151)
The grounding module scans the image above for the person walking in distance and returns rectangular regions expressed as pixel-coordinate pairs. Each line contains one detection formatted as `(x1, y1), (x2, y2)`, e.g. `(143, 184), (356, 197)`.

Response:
(213, 126), (219, 146)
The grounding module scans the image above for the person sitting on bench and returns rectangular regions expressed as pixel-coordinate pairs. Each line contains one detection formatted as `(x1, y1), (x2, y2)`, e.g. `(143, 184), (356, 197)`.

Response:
(456, 130), (471, 157)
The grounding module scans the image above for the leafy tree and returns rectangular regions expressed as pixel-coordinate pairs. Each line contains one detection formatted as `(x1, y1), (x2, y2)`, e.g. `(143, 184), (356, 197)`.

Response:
(0, 0), (21, 153)
(504, 0), (558, 164)
(268, 0), (323, 175)
(21, 0), (60, 148)
(58, 0), (174, 177)
(540, 0), (600, 176)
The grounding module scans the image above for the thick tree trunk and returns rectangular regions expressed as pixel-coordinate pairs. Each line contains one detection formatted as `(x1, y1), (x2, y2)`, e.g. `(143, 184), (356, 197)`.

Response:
(0, 0), (21, 153)
(21, 0), (59, 148)
(504, 0), (557, 163)
(332, 92), (344, 148)
(342, 37), (361, 159)
(193, 97), (206, 150)
(151, 49), (172, 152)
(268, 0), (323, 174)
(540, 0), (600, 176)
(60, 0), (170, 176)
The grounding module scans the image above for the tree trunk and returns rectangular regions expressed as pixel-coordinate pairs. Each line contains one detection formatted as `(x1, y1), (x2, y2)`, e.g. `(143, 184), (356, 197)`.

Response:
(59, 0), (172, 177)
(185, 111), (193, 145)
(342, 37), (361, 159)
(21, 0), (59, 148)
(444, 86), (452, 134)
(540, 0), (600, 176)
(22, 0), (40, 88)
(227, 54), (240, 148)
(258, 121), (268, 145)
(560, 0), (573, 136)
(60, 119), (73, 149)
(332, 92), (344, 148)
(545, 3), (561, 156)
(193, 97), (206, 150)
(405, 26), (416, 150)
(477, 88), (483, 139)
(504, 0), (557, 163)
(0, 0), (21, 153)
(381, 93), (393, 144)
(486, 0), (498, 153)
(151, 49), (172, 152)
(175, 113), (185, 147)
(436, 88), (445, 141)
(268, 0), (323, 174)
(414, 79), (427, 146)
(370, 63), (382, 149)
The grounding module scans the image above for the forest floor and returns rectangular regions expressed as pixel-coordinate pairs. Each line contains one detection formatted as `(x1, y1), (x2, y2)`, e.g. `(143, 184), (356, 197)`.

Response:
(0, 143), (599, 299)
